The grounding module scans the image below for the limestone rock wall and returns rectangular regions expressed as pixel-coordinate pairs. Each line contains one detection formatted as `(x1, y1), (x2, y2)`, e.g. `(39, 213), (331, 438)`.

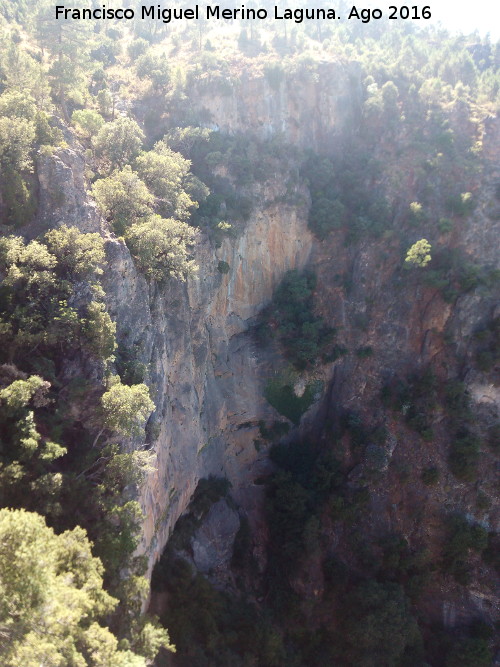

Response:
(35, 141), (314, 577)
(113, 178), (313, 571)
(32, 64), (363, 578)
(195, 61), (362, 152)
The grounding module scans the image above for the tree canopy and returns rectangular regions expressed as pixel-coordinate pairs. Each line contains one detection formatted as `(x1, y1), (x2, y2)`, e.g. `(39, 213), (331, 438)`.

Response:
(405, 239), (432, 267)
(92, 166), (154, 235)
(126, 215), (199, 282)
(0, 507), (149, 667)
(101, 379), (154, 438)
(93, 117), (145, 171)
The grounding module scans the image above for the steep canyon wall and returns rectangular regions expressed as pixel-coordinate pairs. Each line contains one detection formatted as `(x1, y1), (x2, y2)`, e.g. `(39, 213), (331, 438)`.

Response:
(35, 67), (499, 629)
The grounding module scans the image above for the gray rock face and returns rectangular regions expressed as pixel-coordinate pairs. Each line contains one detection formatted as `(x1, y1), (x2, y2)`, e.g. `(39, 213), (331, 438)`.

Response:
(35, 136), (315, 582)
(192, 62), (363, 153)
(114, 182), (315, 577)
(36, 147), (102, 235)
(32, 72), (363, 585)
(191, 500), (241, 576)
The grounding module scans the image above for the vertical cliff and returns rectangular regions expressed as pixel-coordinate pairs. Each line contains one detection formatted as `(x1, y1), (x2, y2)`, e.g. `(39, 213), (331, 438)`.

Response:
(35, 132), (315, 577)
(193, 61), (363, 152)
(105, 177), (314, 572)
(35, 66), (499, 647)
(32, 66), (366, 579)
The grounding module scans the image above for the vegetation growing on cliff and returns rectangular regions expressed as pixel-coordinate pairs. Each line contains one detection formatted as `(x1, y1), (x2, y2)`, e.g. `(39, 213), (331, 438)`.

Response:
(0, 507), (175, 667)
(0, 2), (498, 665)
(260, 270), (336, 370)
(90, 127), (203, 280)
(405, 239), (432, 267)
(0, 225), (170, 662)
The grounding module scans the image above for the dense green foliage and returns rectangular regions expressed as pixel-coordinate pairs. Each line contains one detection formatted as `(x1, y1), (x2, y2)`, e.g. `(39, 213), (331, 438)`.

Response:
(260, 270), (335, 369)
(301, 152), (390, 242)
(473, 316), (500, 372)
(72, 108), (104, 139)
(340, 580), (421, 665)
(251, 426), (492, 664)
(126, 215), (198, 282)
(0, 225), (168, 662)
(405, 239), (432, 267)
(0, 508), (170, 667)
(91, 166), (154, 235)
(264, 379), (318, 425)
(442, 514), (489, 585)
(89, 131), (203, 279)
(153, 557), (283, 667)
(156, 432), (436, 665)
(0, 226), (110, 364)
(135, 140), (202, 221)
(150, 478), (287, 666)
(101, 379), (154, 438)
(382, 367), (491, 484)
(93, 117), (145, 171)
(154, 347), (497, 664)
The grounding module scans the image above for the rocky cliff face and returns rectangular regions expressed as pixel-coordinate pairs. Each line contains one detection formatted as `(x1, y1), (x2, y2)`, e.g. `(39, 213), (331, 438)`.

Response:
(35, 133), (315, 577)
(195, 61), (362, 152)
(106, 176), (314, 573)
(298, 112), (500, 629)
(307, 174), (500, 628)
(35, 68), (499, 631)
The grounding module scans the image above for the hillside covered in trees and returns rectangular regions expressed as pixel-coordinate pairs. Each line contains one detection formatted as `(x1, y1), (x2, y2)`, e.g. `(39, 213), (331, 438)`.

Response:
(0, 2), (499, 666)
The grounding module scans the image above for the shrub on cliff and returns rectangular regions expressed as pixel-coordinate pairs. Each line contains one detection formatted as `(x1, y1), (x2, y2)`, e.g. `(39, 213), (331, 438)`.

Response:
(445, 637), (492, 667)
(341, 580), (422, 664)
(263, 270), (335, 369)
(136, 51), (170, 91)
(405, 239), (432, 267)
(442, 514), (488, 584)
(92, 166), (154, 234)
(72, 109), (105, 139)
(93, 117), (144, 171)
(126, 215), (198, 281)
(0, 508), (174, 665)
(0, 508), (125, 665)
(0, 229), (112, 362)
(101, 378), (154, 439)
(0, 91), (38, 226)
(44, 224), (106, 279)
(135, 141), (201, 220)
(448, 431), (481, 482)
